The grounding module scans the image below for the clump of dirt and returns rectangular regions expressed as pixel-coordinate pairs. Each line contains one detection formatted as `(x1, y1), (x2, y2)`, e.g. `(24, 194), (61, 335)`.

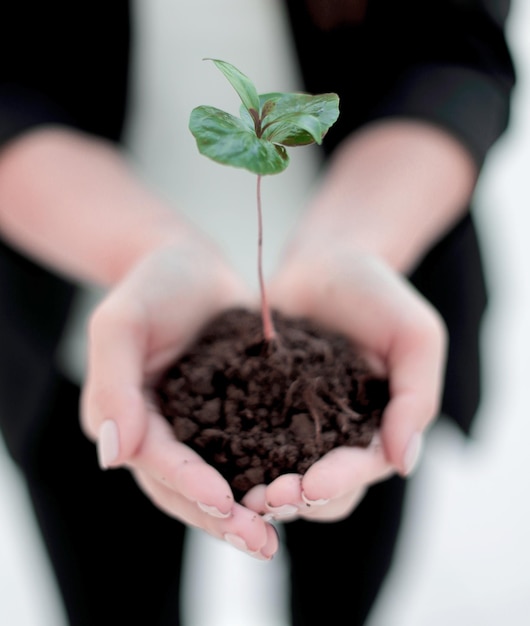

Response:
(155, 307), (389, 502)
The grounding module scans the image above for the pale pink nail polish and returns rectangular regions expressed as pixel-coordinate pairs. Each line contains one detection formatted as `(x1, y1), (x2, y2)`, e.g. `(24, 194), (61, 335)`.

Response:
(403, 432), (423, 476)
(267, 504), (299, 519)
(301, 492), (330, 507)
(197, 502), (231, 518)
(223, 534), (272, 561)
(97, 420), (120, 469)
(223, 533), (250, 553)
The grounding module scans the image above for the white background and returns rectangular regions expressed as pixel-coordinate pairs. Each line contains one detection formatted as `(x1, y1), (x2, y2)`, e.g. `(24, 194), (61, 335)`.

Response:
(1, 1), (530, 624)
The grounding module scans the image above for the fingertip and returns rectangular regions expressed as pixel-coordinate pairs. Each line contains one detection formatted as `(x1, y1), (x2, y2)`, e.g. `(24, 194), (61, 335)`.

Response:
(97, 419), (120, 469)
(173, 460), (234, 516)
(381, 421), (423, 477)
(261, 522), (281, 560)
(90, 385), (147, 468)
(241, 484), (268, 514)
(380, 387), (433, 476)
(301, 491), (330, 507)
(197, 501), (232, 519)
(402, 431), (423, 477)
(198, 487), (235, 519)
(265, 473), (302, 507)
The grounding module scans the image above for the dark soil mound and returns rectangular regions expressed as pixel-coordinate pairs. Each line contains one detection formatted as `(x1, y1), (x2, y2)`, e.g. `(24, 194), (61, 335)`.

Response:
(155, 307), (389, 502)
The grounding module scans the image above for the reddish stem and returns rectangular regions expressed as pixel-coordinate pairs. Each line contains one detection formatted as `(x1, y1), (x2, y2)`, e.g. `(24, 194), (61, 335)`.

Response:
(256, 175), (276, 341)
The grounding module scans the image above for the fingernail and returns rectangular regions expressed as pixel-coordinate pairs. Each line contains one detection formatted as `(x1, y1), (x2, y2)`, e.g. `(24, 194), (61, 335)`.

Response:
(223, 533), (253, 554)
(369, 432), (382, 451)
(259, 524), (280, 561)
(223, 533), (271, 560)
(97, 420), (120, 469)
(301, 492), (330, 507)
(403, 432), (423, 476)
(197, 502), (231, 519)
(224, 533), (247, 551)
(266, 503), (299, 519)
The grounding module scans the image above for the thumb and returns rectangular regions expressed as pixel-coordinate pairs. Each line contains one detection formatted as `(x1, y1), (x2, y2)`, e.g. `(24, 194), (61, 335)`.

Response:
(380, 307), (447, 476)
(80, 295), (149, 468)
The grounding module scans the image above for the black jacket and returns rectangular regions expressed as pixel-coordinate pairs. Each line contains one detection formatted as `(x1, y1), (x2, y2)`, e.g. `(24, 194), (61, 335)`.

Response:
(0, 1), (516, 464)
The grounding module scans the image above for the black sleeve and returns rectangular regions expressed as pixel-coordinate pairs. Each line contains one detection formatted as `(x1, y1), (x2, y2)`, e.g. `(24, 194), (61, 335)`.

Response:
(285, 0), (515, 434)
(0, 1), (131, 149)
(0, 2), (131, 465)
(285, 0), (516, 169)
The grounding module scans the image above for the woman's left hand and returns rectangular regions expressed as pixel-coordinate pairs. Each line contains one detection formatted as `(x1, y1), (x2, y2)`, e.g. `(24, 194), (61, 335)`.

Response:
(242, 247), (446, 523)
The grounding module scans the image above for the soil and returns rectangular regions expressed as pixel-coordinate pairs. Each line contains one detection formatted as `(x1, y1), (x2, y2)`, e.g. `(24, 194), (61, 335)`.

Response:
(155, 307), (389, 502)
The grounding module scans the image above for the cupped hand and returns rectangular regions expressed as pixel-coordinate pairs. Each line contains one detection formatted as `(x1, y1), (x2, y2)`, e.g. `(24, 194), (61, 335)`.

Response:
(80, 240), (278, 560)
(242, 247), (446, 523)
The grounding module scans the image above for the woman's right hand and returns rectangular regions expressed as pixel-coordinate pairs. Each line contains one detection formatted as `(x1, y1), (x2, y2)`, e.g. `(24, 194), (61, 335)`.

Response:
(0, 127), (277, 557)
(80, 240), (278, 560)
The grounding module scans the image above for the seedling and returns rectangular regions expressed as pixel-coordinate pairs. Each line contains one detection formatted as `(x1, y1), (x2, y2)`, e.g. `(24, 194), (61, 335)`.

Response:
(189, 59), (340, 342)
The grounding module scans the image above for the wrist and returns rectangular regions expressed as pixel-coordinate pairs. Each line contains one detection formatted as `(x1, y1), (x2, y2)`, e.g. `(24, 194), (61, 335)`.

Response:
(290, 120), (477, 274)
(0, 126), (194, 286)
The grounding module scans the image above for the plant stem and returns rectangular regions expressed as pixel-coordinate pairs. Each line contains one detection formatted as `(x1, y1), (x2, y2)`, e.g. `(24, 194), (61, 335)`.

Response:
(256, 174), (276, 341)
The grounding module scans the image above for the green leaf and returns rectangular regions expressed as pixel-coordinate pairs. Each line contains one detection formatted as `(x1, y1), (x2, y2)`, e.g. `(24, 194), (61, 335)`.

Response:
(262, 113), (323, 146)
(190, 61), (340, 175)
(260, 92), (340, 146)
(206, 58), (261, 118)
(189, 105), (289, 175)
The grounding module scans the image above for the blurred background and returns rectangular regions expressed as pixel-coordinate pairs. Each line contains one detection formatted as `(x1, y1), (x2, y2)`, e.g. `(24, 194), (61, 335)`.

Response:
(1, 1), (529, 624)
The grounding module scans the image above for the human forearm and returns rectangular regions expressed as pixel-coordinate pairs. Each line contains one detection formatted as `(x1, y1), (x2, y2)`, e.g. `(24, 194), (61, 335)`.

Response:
(286, 119), (478, 274)
(0, 126), (194, 286)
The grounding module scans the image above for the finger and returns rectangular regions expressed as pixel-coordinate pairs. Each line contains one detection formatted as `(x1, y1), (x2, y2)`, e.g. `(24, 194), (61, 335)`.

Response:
(221, 505), (279, 560)
(297, 487), (367, 522)
(130, 410), (235, 518)
(243, 477), (368, 524)
(242, 441), (393, 523)
(241, 484), (268, 514)
(300, 439), (394, 503)
(247, 474), (304, 521)
(135, 471), (278, 560)
(81, 293), (149, 467)
(381, 306), (446, 475)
